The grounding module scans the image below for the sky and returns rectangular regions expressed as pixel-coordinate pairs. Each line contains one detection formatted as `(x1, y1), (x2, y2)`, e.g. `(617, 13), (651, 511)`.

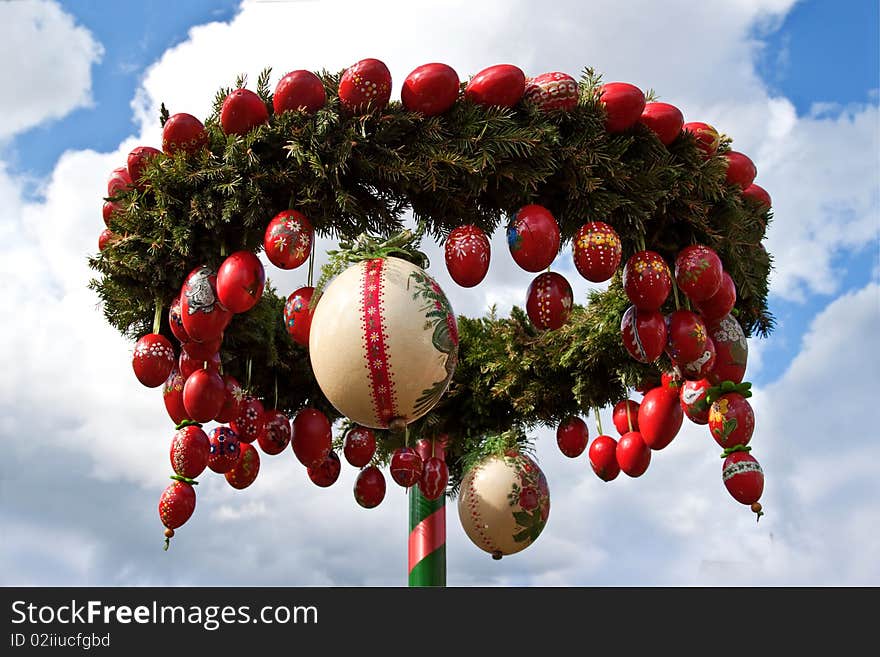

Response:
(0, 0), (878, 586)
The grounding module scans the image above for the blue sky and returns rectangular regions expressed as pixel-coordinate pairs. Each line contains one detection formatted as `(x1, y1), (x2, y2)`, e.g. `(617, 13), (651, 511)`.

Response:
(1, 0), (878, 586)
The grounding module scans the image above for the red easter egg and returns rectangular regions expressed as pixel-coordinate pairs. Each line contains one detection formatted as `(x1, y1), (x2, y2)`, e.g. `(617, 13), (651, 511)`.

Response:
(308, 451), (342, 487)
(742, 183), (772, 210)
(215, 374), (244, 424)
(230, 395), (265, 444)
(598, 82), (646, 133)
(640, 102), (684, 145)
(415, 435), (448, 463)
(283, 285), (316, 348)
(127, 146), (161, 187)
(612, 400), (640, 435)
(163, 367), (187, 424)
(418, 457), (448, 501)
(722, 452), (764, 505)
(589, 435), (620, 481)
(98, 229), (115, 251)
(401, 63), (459, 116)
(682, 122), (720, 157)
(181, 335), (222, 362)
(207, 426), (241, 474)
(526, 272), (573, 331)
(162, 113), (208, 155)
(338, 58), (392, 114)
(661, 369), (683, 393)
(665, 309), (708, 363)
(226, 442), (260, 490)
(132, 333), (175, 388)
(182, 368), (225, 423)
(264, 210), (313, 270)
(675, 245), (723, 302)
(354, 466), (386, 508)
(708, 392), (755, 448)
(445, 225), (490, 287)
(707, 314), (748, 384)
(107, 166), (131, 196)
(179, 266), (231, 343)
(168, 294), (189, 343)
(102, 201), (120, 227)
(724, 151), (757, 189)
(556, 416), (589, 458)
(291, 407), (332, 468)
(178, 349), (220, 381)
(220, 88), (268, 136)
(343, 425), (377, 467)
(273, 70), (326, 115)
(680, 378), (712, 425)
(158, 480), (196, 530)
(257, 409), (291, 456)
(390, 447), (423, 488)
(623, 250), (671, 311)
(464, 64), (525, 108)
(572, 221), (622, 282)
(694, 272), (737, 322)
(616, 431), (651, 477)
(676, 335), (716, 381)
(620, 305), (667, 363)
(638, 386), (684, 450)
(216, 250), (265, 313)
(169, 424), (210, 479)
(507, 204), (561, 272)
(523, 72), (578, 112)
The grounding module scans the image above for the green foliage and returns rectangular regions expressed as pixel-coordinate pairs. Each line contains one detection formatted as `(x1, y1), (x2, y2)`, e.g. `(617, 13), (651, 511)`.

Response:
(89, 66), (774, 490)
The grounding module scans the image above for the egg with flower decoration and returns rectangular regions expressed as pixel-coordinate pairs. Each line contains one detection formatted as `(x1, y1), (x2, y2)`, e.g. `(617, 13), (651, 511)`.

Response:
(283, 286), (316, 348)
(226, 442), (260, 490)
(665, 309), (708, 364)
(230, 394), (265, 444)
(708, 391), (755, 449)
(572, 221), (621, 282)
(675, 245), (723, 302)
(458, 451), (550, 559)
(623, 250), (671, 311)
(257, 409), (291, 456)
(163, 367), (187, 425)
(179, 265), (231, 343)
(444, 224), (490, 287)
(264, 210), (313, 270)
(707, 314), (748, 384)
(207, 426), (241, 474)
(132, 333), (176, 388)
(309, 257), (458, 430)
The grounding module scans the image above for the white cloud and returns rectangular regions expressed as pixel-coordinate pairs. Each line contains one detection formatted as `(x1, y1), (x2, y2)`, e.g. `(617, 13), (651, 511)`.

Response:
(0, 0), (103, 141)
(1, 0), (878, 586)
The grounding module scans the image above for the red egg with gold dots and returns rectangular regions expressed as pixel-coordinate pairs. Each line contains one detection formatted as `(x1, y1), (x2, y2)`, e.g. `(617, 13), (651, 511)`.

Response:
(162, 113), (208, 156)
(523, 72), (578, 113)
(264, 210), (313, 270)
(507, 204), (561, 272)
(445, 225), (490, 287)
(159, 480), (196, 530)
(226, 442), (260, 490)
(401, 63), (459, 116)
(169, 424), (210, 479)
(464, 64), (525, 108)
(526, 272), (573, 331)
(338, 58), (392, 114)
(572, 221), (622, 282)
(623, 250), (671, 311)
(620, 305), (667, 363)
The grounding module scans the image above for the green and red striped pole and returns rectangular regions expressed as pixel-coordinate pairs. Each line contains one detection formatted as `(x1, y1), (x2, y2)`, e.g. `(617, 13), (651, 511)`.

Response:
(408, 437), (447, 587)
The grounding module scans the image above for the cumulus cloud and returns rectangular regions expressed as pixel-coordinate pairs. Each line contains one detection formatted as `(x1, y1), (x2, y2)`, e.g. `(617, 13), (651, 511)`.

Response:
(0, 0), (103, 141)
(1, 0), (878, 586)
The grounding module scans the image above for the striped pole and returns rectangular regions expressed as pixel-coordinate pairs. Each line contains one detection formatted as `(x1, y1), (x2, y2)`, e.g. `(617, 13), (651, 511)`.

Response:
(408, 437), (447, 587)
